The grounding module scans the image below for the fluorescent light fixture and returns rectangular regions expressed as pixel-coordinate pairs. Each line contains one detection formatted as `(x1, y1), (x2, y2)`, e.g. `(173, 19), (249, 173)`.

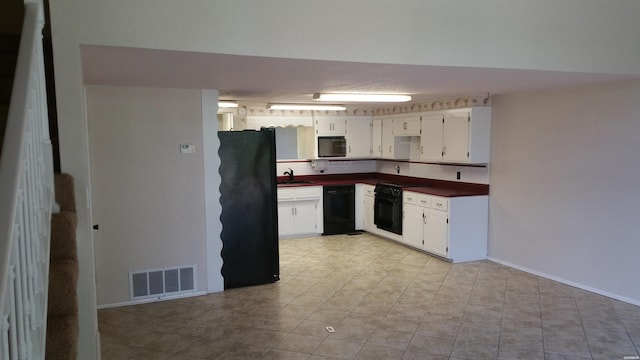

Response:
(313, 93), (412, 103)
(218, 100), (238, 108)
(267, 103), (346, 111)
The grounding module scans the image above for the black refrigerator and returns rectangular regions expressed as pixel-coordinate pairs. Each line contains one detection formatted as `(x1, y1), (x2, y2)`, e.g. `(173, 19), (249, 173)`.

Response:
(218, 128), (279, 289)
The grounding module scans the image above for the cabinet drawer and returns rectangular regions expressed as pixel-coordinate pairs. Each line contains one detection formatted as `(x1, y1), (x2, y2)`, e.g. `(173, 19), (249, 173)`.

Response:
(403, 192), (417, 204)
(431, 197), (448, 212)
(417, 194), (431, 208)
(294, 186), (322, 200)
(277, 189), (295, 201)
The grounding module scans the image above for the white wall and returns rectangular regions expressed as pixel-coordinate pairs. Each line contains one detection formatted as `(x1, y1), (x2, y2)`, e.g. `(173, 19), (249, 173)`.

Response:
(489, 80), (640, 304)
(55, 0), (640, 75)
(86, 86), (208, 306)
(201, 90), (224, 294)
(378, 160), (489, 185)
(276, 159), (376, 178)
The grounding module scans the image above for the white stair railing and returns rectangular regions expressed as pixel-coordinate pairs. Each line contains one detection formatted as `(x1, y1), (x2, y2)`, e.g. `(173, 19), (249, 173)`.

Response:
(0, 0), (54, 359)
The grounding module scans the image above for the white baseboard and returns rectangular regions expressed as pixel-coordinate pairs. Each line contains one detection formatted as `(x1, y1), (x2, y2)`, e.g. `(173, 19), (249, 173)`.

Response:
(96, 331), (101, 360)
(487, 257), (640, 307)
(96, 291), (208, 310)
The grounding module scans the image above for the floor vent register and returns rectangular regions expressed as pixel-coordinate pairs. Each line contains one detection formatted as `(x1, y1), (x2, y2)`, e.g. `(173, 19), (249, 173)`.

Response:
(129, 265), (196, 300)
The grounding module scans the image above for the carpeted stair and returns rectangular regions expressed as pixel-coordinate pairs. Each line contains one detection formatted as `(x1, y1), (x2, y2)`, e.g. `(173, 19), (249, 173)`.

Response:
(46, 173), (78, 360)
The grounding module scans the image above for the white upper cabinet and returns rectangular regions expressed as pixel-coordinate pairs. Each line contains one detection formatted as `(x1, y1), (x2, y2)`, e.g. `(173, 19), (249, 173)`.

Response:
(381, 117), (395, 158)
(420, 107), (492, 164)
(381, 117), (410, 159)
(392, 115), (421, 136)
(371, 118), (383, 158)
(419, 114), (444, 161)
(345, 117), (372, 158)
(298, 106), (491, 162)
(314, 117), (346, 135)
(442, 112), (470, 162)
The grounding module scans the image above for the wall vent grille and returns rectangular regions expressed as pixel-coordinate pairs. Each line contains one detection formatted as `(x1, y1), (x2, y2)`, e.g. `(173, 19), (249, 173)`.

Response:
(129, 265), (196, 300)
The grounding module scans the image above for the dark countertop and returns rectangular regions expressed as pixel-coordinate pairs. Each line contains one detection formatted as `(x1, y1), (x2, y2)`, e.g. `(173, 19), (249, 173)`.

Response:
(277, 173), (489, 197)
(404, 186), (486, 197)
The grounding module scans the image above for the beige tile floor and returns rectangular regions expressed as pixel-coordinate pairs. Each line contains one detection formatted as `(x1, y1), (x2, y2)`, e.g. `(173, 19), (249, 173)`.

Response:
(99, 233), (640, 360)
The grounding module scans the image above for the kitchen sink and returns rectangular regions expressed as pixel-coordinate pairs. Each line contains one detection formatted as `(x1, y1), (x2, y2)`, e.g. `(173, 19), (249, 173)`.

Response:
(277, 180), (315, 185)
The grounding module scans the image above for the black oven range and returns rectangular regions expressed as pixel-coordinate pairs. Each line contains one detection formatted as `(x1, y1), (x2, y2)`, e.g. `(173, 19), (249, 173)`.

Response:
(373, 183), (404, 235)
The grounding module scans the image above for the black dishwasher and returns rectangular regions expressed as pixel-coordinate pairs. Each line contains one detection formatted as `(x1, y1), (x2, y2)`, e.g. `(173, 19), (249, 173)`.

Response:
(323, 184), (355, 235)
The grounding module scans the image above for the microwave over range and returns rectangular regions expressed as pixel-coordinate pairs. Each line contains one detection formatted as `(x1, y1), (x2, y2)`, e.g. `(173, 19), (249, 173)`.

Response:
(317, 136), (346, 158)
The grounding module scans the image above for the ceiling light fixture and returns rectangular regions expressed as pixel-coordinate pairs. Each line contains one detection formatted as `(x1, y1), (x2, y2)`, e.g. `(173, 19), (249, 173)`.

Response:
(313, 93), (412, 103)
(218, 100), (238, 108)
(267, 103), (346, 111)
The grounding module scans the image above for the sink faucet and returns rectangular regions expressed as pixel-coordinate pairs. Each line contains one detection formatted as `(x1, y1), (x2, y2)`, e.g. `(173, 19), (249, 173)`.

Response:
(283, 168), (294, 182)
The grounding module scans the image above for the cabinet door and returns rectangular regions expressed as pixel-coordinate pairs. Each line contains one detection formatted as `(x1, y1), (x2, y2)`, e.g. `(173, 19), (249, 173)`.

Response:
(420, 114), (444, 161)
(346, 118), (372, 158)
(363, 195), (375, 232)
(294, 200), (318, 234)
(403, 203), (424, 249)
(278, 202), (295, 236)
(424, 209), (448, 258)
(381, 118), (395, 159)
(315, 119), (332, 134)
(331, 119), (346, 134)
(443, 113), (469, 162)
(393, 116), (421, 136)
(371, 119), (383, 157)
(315, 118), (346, 135)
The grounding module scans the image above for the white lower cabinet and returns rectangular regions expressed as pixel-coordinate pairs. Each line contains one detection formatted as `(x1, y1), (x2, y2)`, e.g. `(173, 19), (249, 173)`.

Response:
(361, 184), (376, 232)
(277, 186), (323, 237)
(423, 208), (448, 258)
(402, 202), (424, 249)
(402, 191), (488, 262)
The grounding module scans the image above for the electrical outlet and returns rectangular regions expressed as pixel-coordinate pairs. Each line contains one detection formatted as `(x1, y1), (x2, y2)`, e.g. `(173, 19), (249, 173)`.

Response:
(456, 171), (461, 180)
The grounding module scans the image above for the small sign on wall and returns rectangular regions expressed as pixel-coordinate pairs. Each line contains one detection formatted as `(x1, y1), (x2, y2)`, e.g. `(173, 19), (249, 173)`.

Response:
(180, 144), (196, 154)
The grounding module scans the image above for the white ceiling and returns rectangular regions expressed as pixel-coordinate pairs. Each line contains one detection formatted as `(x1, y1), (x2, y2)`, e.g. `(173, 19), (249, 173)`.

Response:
(81, 45), (636, 108)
